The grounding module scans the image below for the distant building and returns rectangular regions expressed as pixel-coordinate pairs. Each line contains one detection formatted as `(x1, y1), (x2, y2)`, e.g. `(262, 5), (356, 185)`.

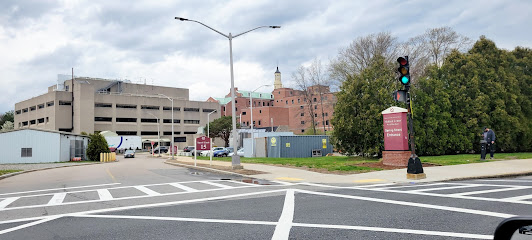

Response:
(209, 68), (336, 134)
(14, 75), (221, 149)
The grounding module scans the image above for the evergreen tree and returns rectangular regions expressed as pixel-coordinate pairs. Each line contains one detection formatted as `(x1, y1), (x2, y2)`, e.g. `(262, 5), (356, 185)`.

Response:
(86, 133), (110, 161)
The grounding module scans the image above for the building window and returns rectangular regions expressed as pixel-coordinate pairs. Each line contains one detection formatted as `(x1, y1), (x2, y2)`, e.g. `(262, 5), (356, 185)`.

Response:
(116, 118), (137, 123)
(164, 131), (181, 135)
(174, 137), (187, 142)
(325, 113), (328, 116)
(183, 132), (196, 134)
(313, 97), (317, 102)
(141, 131), (159, 135)
(258, 120), (261, 126)
(46, 117), (49, 122)
(202, 109), (216, 112)
(235, 100), (237, 104)
(95, 103), (112, 108)
(141, 118), (158, 123)
(300, 106), (304, 109)
(141, 105), (159, 110)
(291, 100), (294, 104)
(116, 131), (137, 136)
(163, 107), (180, 111)
(300, 113), (304, 117)
(163, 119), (180, 123)
(95, 117), (112, 122)
(22, 121), (28, 126)
(301, 121), (305, 125)
(30, 120), (36, 125)
(271, 95), (273, 98)
(242, 112), (246, 115)
(298, 99), (300, 103)
(38, 104), (44, 109)
(285, 101), (288, 105)
(301, 129), (305, 133)
(47, 101), (54, 107)
(259, 110), (262, 113)
(314, 105), (317, 109)
(30, 106), (36, 111)
(21, 148), (32, 157)
(184, 120), (200, 124)
(116, 104), (137, 109)
(326, 120), (330, 126)
(184, 108), (199, 112)
(59, 101), (71, 106)
(65, 85), (69, 91)
(315, 114), (318, 117)
(22, 108), (28, 113)
(15, 110), (21, 115)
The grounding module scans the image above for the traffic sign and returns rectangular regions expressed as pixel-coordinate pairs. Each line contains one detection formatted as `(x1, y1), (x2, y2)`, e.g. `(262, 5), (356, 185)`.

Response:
(196, 136), (211, 151)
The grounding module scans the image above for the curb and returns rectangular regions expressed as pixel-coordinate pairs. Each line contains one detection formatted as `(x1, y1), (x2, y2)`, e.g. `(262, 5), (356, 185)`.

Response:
(164, 161), (255, 179)
(0, 161), (118, 181)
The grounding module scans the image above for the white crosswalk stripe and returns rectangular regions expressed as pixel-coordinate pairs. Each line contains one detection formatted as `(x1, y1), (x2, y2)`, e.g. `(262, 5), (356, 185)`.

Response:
(134, 186), (160, 196)
(47, 193), (67, 205)
(169, 183), (198, 192)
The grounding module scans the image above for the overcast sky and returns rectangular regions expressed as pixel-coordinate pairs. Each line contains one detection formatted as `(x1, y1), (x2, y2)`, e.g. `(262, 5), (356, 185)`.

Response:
(1, 0), (531, 113)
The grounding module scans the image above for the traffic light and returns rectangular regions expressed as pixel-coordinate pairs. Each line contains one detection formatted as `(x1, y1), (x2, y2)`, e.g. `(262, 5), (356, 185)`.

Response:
(397, 56), (410, 85)
(393, 90), (407, 103)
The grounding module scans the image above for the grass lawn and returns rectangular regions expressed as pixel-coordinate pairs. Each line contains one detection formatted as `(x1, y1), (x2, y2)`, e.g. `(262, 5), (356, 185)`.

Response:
(419, 152), (532, 165)
(0, 170), (22, 176)
(192, 156), (383, 172)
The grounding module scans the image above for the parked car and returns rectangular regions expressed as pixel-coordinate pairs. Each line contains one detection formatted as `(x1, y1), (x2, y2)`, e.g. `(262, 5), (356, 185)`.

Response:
(228, 148), (244, 157)
(153, 146), (168, 154)
(124, 150), (135, 158)
(183, 146), (195, 152)
(213, 148), (229, 157)
(201, 147), (224, 156)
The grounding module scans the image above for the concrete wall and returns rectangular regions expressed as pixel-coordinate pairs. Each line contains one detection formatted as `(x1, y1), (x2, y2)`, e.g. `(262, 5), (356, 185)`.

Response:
(0, 130), (60, 164)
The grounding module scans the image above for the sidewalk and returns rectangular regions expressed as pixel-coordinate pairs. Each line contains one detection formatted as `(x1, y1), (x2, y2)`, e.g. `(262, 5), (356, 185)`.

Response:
(165, 156), (532, 184)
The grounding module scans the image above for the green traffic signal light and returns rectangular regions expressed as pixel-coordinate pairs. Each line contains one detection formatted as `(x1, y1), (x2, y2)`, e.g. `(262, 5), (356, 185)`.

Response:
(397, 56), (410, 85)
(401, 76), (410, 85)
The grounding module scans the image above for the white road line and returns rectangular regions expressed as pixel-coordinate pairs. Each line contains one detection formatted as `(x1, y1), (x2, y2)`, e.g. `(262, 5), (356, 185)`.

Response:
(0, 197), (19, 209)
(293, 223), (492, 239)
(272, 190), (295, 240)
(47, 193), (67, 205)
(200, 181), (232, 189)
(0, 217), (61, 235)
(134, 186), (160, 196)
(0, 183), (121, 197)
(0, 188), (289, 225)
(502, 194), (532, 201)
(227, 180), (257, 186)
(168, 183), (198, 192)
(75, 214), (276, 226)
(376, 183), (450, 190)
(451, 186), (528, 196)
(270, 180), (294, 186)
(409, 184), (480, 193)
(475, 179), (532, 183)
(295, 189), (516, 218)
(97, 189), (113, 201)
(356, 183), (397, 188)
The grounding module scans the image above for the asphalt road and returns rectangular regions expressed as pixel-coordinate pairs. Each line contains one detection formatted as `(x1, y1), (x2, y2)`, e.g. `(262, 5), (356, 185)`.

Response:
(0, 154), (531, 239)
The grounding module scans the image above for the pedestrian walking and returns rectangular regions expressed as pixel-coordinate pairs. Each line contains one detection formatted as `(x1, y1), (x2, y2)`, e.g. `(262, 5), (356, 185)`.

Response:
(483, 127), (496, 159)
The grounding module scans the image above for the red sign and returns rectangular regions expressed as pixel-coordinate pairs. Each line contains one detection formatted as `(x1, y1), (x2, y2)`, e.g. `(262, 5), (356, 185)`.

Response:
(196, 136), (211, 151)
(382, 108), (409, 151)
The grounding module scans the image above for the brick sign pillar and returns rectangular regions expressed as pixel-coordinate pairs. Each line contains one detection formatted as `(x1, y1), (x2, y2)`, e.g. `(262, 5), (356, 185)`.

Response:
(382, 106), (410, 166)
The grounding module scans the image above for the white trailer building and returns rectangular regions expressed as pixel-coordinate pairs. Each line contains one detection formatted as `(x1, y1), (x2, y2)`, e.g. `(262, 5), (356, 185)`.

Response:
(0, 129), (89, 164)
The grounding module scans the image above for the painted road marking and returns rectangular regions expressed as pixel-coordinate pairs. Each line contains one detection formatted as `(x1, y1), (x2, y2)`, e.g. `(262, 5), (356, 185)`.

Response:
(272, 189), (295, 240)
(474, 179), (532, 183)
(0, 183), (121, 197)
(355, 183), (396, 188)
(501, 194), (532, 201)
(134, 186), (160, 196)
(0, 197), (19, 209)
(376, 182), (449, 190)
(275, 177), (304, 182)
(270, 181), (294, 186)
(451, 186), (529, 196)
(0, 217), (61, 235)
(200, 181), (232, 189)
(97, 189), (114, 201)
(169, 183), (198, 192)
(409, 184), (479, 193)
(353, 179), (386, 183)
(47, 193), (67, 205)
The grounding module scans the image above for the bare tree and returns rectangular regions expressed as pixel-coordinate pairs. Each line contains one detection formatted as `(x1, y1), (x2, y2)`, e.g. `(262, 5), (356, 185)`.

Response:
(423, 27), (472, 67)
(292, 66), (317, 134)
(329, 32), (400, 85)
(307, 58), (331, 133)
(399, 35), (431, 82)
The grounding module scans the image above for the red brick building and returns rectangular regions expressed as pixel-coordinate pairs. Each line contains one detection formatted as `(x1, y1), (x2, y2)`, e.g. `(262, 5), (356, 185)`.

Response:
(209, 68), (336, 134)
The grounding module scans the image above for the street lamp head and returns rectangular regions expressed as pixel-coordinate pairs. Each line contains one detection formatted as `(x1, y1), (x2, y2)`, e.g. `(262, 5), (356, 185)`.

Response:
(175, 17), (189, 21)
(269, 26), (281, 28)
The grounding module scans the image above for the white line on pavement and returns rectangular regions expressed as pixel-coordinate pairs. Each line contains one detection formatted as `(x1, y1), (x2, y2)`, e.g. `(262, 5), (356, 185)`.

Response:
(295, 189), (515, 218)
(474, 179), (532, 183)
(0, 183), (121, 197)
(375, 183), (449, 190)
(0, 197), (19, 209)
(47, 193), (67, 205)
(292, 223), (492, 239)
(134, 186), (160, 196)
(272, 189), (295, 240)
(200, 181), (232, 189)
(97, 189), (113, 201)
(356, 183), (397, 188)
(451, 186), (529, 196)
(269, 181), (294, 186)
(501, 194), (532, 201)
(409, 184), (480, 193)
(168, 183), (198, 192)
(0, 217), (61, 235)
(75, 214), (276, 226)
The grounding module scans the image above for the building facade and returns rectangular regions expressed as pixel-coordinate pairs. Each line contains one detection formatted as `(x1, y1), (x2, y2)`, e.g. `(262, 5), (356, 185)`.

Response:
(14, 76), (221, 149)
(210, 68), (336, 134)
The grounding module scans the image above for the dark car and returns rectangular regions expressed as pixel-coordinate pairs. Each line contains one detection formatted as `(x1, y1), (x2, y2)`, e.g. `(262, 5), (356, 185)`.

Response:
(183, 146), (195, 152)
(124, 150), (135, 158)
(154, 146), (168, 154)
(213, 148), (229, 157)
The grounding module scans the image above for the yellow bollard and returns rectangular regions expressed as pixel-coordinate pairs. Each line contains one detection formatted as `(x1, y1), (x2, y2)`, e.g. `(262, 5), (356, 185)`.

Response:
(100, 153), (103, 162)
(112, 152), (116, 161)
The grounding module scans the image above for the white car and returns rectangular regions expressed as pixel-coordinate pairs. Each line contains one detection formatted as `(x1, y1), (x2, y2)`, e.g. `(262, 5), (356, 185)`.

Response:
(228, 148), (244, 157)
(200, 147), (225, 156)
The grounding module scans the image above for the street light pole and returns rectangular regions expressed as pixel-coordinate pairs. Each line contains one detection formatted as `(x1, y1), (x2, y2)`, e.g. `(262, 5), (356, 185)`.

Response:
(207, 110), (217, 138)
(159, 94), (174, 159)
(148, 113), (161, 157)
(250, 84), (271, 157)
(176, 17), (280, 169)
